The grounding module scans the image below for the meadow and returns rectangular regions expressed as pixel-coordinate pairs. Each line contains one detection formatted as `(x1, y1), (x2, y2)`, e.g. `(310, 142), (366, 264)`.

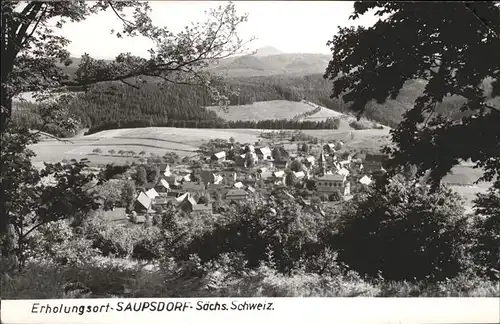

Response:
(206, 100), (316, 121)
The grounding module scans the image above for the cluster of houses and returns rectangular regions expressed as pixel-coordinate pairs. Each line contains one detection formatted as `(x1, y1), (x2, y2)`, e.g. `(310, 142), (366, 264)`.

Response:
(126, 141), (387, 223)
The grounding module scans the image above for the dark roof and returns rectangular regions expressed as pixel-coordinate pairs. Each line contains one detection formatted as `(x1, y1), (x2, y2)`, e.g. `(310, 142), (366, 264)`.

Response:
(226, 189), (247, 197)
(181, 182), (205, 190)
(316, 174), (345, 181)
(144, 182), (156, 189)
(192, 203), (213, 211)
(101, 208), (127, 222)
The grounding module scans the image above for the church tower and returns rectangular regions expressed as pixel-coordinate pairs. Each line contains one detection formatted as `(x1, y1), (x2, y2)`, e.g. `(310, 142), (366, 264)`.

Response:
(318, 151), (326, 176)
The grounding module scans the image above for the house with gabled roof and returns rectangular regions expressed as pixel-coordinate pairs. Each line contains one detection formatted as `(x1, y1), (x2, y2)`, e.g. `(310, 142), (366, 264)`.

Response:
(337, 167), (350, 177)
(255, 146), (272, 160)
(135, 192), (152, 213)
(180, 182), (205, 192)
(145, 188), (159, 199)
(359, 175), (373, 186)
(293, 171), (306, 180)
(211, 151), (226, 162)
(273, 171), (285, 179)
(178, 193), (198, 212)
(324, 143), (336, 153)
(234, 181), (245, 189)
(305, 155), (316, 168)
(157, 178), (170, 192)
(144, 182), (156, 190)
(207, 183), (224, 192)
(315, 174), (346, 193)
(191, 203), (213, 216)
(225, 189), (248, 202)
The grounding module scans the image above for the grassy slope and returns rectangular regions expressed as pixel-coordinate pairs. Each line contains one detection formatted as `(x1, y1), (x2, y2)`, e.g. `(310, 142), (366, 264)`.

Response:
(206, 100), (316, 121)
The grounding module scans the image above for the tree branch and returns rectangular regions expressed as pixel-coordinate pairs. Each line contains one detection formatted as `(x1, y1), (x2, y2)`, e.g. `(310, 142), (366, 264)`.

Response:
(109, 3), (135, 28)
(14, 2), (43, 52)
(485, 103), (500, 114)
(20, 5), (47, 48)
(463, 3), (500, 40)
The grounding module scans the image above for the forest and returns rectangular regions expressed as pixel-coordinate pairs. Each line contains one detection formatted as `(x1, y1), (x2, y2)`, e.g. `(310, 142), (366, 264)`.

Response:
(13, 72), (470, 137)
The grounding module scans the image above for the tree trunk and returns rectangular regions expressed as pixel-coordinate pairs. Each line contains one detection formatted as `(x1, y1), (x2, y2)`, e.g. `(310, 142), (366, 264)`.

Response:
(0, 87), (14, 258)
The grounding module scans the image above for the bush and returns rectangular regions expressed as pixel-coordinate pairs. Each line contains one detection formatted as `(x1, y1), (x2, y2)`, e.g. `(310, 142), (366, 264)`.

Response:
(132, 227), (162, 261)
(332, 175), (475, 282)
(329, 190), (342, 202)
(83, 217), (143, 258)
(471, 187), (500, 277)
(26, 220), (100, 267)
(349, 119), (374, 130)
(165, 199), (337, 274)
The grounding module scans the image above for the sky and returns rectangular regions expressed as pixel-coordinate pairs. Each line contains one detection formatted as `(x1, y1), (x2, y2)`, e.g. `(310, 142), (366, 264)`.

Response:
(59, 1), (381, 59)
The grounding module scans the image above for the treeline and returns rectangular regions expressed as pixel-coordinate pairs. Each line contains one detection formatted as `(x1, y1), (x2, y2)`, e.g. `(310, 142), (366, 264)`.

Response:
(14, 73), (471, 136)
(85, 117), (340, 135)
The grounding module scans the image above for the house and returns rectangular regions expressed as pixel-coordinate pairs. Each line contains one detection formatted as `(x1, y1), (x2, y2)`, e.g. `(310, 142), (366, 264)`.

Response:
(359, 175), (373, 186)
(145, 188), (159, 199)
(157, 178), (170, 192)
(101, 208), (127, 223)
(213, 173), (224, 184)
(178, 194), (198, 213)
(324, 143), (336, 153)
(273, 159), (288, 169)
(144, 182), (156, 190)
(234, 181), (245, 189)
(211, 151), (227, 162)
(247, 186), (256, 194)
(207, 183), (224, 191)
(176, 192), (190, 204)
(256, 147), (272, 160)
(192, 203), (213, 216)
(337, 168), (350, 177)
(305, 156), (316, 167)
(162, 164), (172, 177)
(235, 154), (248, 168)
(293, 171), (306, 180)
(273, 171), (285, 179)
(163, 175), (180, 187)
(183, 174), (192, 182)
(135, 192), (152, 213)
(315, 174), (346, 194)
(130, 212), (146, 224)
(259, 171), (276, 185)
(180, 182), (205, 192)
(225, 189), (248, 202)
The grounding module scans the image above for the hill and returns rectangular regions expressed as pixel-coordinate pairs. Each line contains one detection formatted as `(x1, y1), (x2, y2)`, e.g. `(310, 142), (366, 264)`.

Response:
(253, 46), (284, 56)
(211, 53), (331, 77)
(54, 47), (331, 79)
(206, 100), (315, 121)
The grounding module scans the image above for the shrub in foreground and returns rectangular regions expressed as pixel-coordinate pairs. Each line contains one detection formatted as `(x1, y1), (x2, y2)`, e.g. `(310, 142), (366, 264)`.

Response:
(332, 175), (475, 282)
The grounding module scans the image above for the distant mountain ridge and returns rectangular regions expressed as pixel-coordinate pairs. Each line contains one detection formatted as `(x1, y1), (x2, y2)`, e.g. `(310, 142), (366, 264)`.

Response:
(57, 46), (332, 78)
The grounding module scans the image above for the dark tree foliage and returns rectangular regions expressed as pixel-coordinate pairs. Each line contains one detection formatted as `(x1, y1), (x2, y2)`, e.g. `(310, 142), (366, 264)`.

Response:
(0, 0), (252, 260)
(333, 175), (473, 281)
(134, 166), (147, 187)
(324, 1), (500, 193)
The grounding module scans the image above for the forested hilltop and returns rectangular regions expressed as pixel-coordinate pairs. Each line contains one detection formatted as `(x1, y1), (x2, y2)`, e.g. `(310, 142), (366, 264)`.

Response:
(13, 73), (472, 136)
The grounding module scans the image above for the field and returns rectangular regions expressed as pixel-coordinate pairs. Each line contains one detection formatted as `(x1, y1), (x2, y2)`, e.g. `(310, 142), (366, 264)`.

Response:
(206, 100), (316, 121)
(29, 127), (265, 165)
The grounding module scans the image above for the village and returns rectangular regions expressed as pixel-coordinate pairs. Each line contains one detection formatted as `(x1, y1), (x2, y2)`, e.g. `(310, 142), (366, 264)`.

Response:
(113, 135), (388, 225)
